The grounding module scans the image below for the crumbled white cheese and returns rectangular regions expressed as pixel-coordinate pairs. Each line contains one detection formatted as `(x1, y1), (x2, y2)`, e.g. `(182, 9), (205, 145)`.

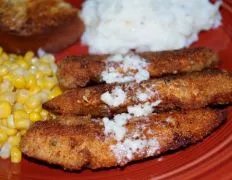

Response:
(136, 86), (157, 102)
(102, 99), (162, 140)
(151, 100), (162, 107)
(111, 138), (160, 164)
(128, 100), (162, 117)
(128, 102), (153, 117)
(103, 113), (131, 141)
(136, 92), (150, 102)
(101, 86), (127, 107)
(101, 53), (150, 84)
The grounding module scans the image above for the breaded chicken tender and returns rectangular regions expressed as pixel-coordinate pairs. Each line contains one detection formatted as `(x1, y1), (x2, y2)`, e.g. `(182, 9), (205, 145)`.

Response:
(57, 47), (218, 89)
(43, 69), (232, 117)
(21, 109), (226, 170)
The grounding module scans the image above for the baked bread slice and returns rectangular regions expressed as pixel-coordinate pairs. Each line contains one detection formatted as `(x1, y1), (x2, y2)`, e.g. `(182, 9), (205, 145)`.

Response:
(0, 0), (84, 53)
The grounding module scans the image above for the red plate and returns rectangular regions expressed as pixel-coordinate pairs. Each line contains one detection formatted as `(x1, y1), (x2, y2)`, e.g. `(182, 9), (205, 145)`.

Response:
(1, 1), (232, 180)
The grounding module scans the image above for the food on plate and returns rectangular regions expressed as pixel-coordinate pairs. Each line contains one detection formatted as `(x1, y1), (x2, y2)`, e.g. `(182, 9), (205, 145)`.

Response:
(44, 69), (232, 117)
(21, 108), (226, 170)
(81, 0), (222, 54)
(0, 47), (62, 163)
(57, 47), (219, 89)
(0, 0), (84, 54)
(21, 46), (231, 170)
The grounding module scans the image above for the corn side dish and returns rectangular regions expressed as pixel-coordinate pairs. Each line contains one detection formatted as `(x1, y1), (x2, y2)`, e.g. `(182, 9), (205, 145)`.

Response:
(0, 47), (62, 163)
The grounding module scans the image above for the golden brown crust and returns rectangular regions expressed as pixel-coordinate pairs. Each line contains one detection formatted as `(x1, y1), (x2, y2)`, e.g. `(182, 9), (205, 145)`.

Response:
(57, 48), (219, 89)
(44, 69), (232, 117)
(21, 109), (226, 170)
(0, 0), (77, 36)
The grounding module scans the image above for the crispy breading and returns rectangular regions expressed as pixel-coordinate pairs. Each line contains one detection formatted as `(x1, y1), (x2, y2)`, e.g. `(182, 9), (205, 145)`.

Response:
(0, 0), (77, 36)
(43, 69), (232, 117)
(57, 47), (218, 89)
(21, 109), (226, 170)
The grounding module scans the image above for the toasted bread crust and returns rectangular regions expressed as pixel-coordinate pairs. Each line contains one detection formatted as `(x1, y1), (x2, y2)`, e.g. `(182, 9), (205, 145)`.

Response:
(0, 0), (78, 36)
(21, 109), (226, 170)
(44, 69), (232, 117)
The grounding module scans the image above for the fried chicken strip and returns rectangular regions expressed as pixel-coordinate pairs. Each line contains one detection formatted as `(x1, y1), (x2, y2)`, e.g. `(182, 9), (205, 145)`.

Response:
(43, 69), (232, 117)
(21, 109), (226, 170)
(57, 47), (218, 89)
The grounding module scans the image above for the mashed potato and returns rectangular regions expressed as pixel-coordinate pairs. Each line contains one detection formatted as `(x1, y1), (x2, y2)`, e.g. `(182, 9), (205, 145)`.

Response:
(81, 0), (222, 54)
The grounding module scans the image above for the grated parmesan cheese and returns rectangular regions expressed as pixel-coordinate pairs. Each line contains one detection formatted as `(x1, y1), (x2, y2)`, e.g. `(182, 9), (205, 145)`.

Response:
(101, 53), (150, 84)
(136, 86), (157, 102)
(103, 113), (131, 141)
(100, 52), (163, 162)
(128, 100), (162, 117)
(101, 86), (127, 107)
(111, 138), (160, 164)
(136, 92), (150, 102)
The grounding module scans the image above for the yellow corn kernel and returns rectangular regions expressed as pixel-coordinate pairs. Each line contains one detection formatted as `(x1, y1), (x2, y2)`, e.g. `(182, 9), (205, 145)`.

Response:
(16, 90), (29, 104)
(13, 76), (26, 89)
(49, 86), (62, 100)
(8, 135), (20, 147)
(33, 105), (42, 113)
(38, 77), (57, 89)
(9, 54), (17, 60)
(42, 54), (55, 63)
(20, 130), (27, 135)
(7, 115), (15, 129)
(29, 112), (42, 122)
(0, 101), (12, 118)
(29, 87), (41, 94)
(6, 128), (17, 136)
(0, 60), (4, 66)
(39, 56), (49, 64)
(38, 63), (53, 76)
(23, 106), (33, 114)
(0, 65), (8, 76)
(0, 92), (16, 105)
(0, 129), (8, 144)
(0, 79), (14, 93)
(24, 95), (41, 109)
(14, 119), (30, 130)
(16, 58), (29, 69)
(25, 74), (36, 89)
(24, 51), (34, 62)
(40, 109), (48, 119)
(0, 47), (3, 55)
(0, 52), (9, 61)
(35, 72), (44, 79)
(1, 119), (7, 126)
(3, 74), (14, 84)
(13, 103), (24, 111)
(10, 147), (22, 163)
(13, 110), (28, 120)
